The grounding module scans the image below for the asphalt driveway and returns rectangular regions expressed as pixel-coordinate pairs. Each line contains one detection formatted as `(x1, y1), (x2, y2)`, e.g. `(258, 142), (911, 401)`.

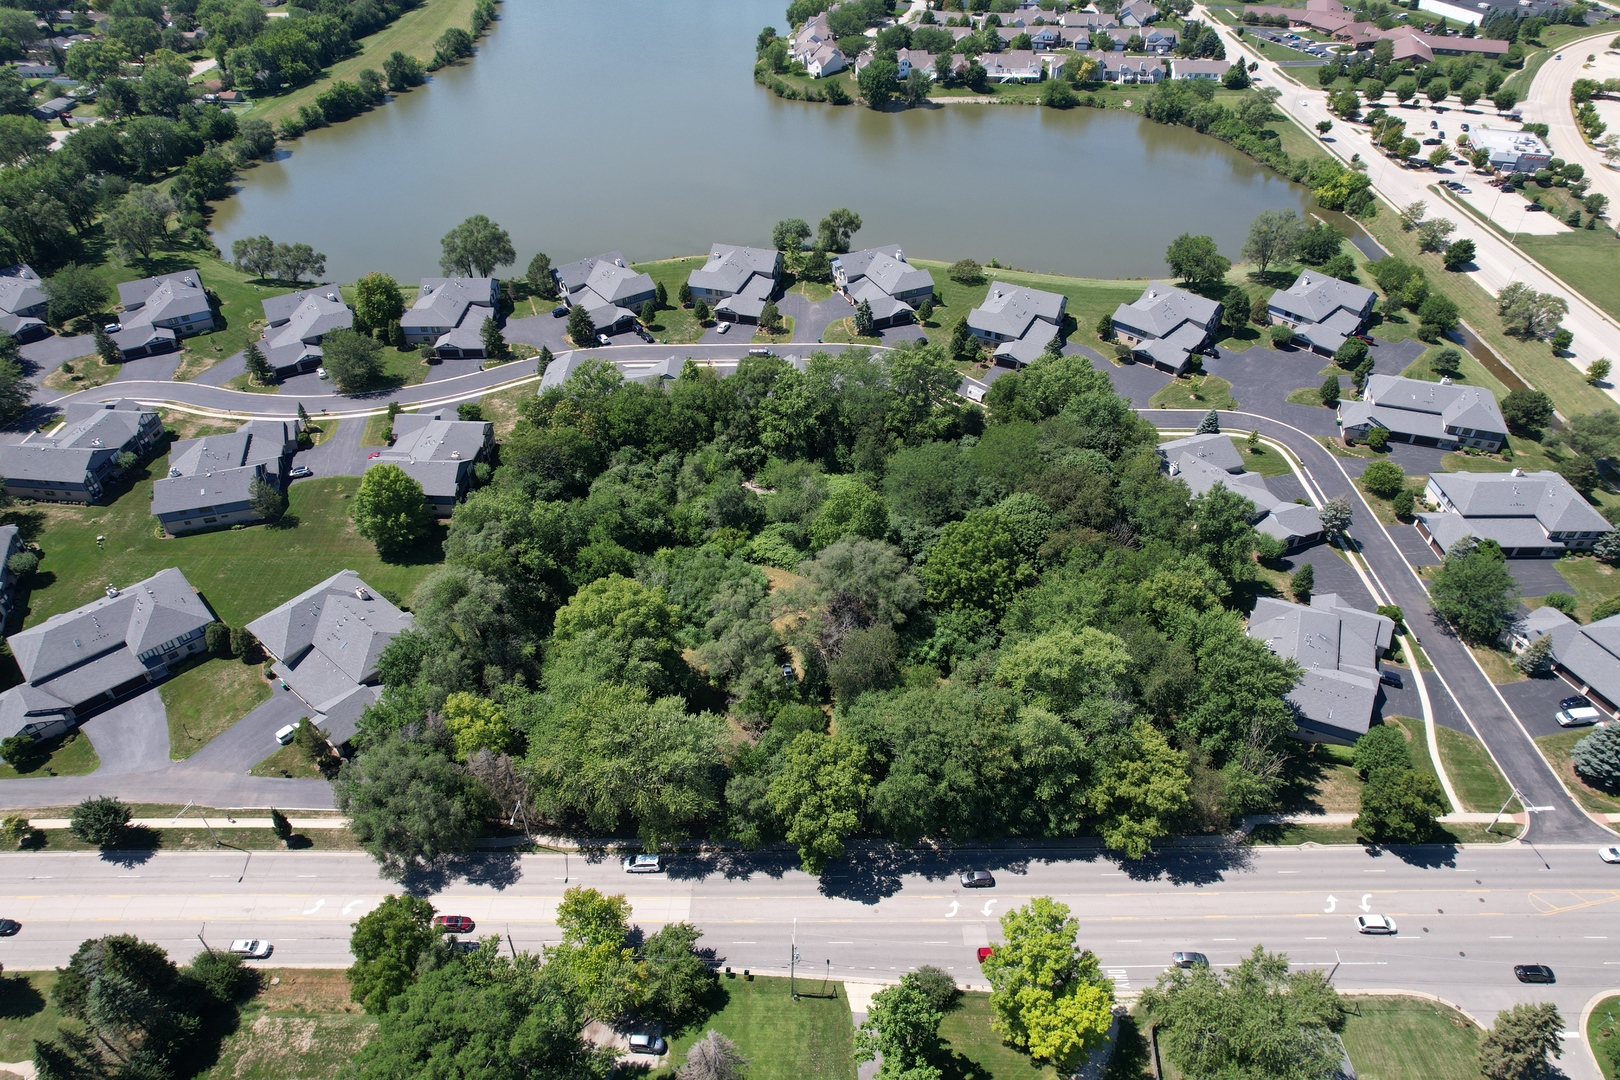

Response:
(76, 689), (171, 775)
(185, 689), (309, 774)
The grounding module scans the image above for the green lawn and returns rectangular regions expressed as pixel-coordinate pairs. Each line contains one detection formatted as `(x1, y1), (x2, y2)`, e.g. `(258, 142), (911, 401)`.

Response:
(936, 992), (1058, 1080)
(380, 349), (431, 390)
(1536, 729), (1620, 814)
(42, 357), (116, 391)
(1519, 226), (1620, 325)
(202, 969), (375, 1080)
(0, 729), (99, 780)
(1148, 375), (1237, 410)
(251, 741), (324, 779)
(0, 970), (65, 1062)
(1589, 995), (1620, 1080)
(1339, 996), (1484, 1080)
(240, 0), (482, 131)
(1287, 386), (1332, 407)
(655, 975), (856, 1080)
(821, 317), (882, 346)
(1234, 438), (1294, 477)
(161, 655), (273, 760)
(753, 316), (797, 345)
(1399, 343), (1511, 400)
(1554, 557), (1620, 621)
(478, 380), (536, 438)
(360, 409), (401, 447)
(10, 472), (444, 630)
(633, 257), (708, 345)
(1434, 724), (1516, 814)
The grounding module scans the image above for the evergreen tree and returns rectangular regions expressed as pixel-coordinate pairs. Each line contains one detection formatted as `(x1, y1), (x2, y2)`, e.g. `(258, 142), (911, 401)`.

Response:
(566, 304), (596, 346)
(94, 325), (121, 366)
(1572, 723), (1620, 792)
(1291, 562), (1314, 601)
(244, 341), (273, 384)
(1196, 409), (1220, 434)
(269, 807), (293, 844)
(678, 281), (693, 307)
(853, 299), (874, 337)
(480, 315), (508, 359)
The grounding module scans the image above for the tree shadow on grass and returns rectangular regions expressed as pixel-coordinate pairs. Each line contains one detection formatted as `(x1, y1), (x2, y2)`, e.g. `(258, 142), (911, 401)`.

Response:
(0, 972), (47, 1020)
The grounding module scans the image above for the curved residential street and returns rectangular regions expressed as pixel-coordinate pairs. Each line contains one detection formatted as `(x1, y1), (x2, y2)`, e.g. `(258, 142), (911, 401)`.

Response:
(1527, 43), (1620, 221)
(1199, 8), (1620, 388)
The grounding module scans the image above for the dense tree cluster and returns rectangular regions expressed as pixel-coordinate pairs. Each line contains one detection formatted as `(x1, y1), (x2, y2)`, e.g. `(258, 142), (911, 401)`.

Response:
(342, 886), (712, 1079)
(337, 346), (1306, 874)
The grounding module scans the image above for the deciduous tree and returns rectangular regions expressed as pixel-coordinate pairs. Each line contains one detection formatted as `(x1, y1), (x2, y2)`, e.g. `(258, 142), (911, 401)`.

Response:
(981, 897), (1114, 1071)
(439, 214), (515, 277)
(347, 893), (438, 1013)
(351, 463), (432, 555)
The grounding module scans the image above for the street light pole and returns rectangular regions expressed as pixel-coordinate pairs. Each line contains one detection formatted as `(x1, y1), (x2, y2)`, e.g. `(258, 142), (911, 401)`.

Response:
(1488, 788), (1522, 834)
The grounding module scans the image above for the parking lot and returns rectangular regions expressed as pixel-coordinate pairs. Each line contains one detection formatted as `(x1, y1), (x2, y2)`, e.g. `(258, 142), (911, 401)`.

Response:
(1498, 675), (1609, 739)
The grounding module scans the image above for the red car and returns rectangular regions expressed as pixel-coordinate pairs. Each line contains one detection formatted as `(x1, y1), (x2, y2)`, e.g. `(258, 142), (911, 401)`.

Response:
(977, 947), (995, 963)
(434, 915), (475, 934)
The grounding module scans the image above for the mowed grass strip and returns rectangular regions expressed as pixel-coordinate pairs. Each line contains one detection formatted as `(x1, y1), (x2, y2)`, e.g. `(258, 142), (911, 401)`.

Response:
(936, 991), (1058, 1080)
(1339, 996), (1484, 1080)
(0, 729), (98, 779)
(654, 975), (856, 1080)
(241, 0), (482, 131)
(1434, 724), (1516, 814)
(10, 473), (444, 630)
(0, 971), (65, 1061)
(1536, 729), (1620, 814)
(161, 655), (273, 760)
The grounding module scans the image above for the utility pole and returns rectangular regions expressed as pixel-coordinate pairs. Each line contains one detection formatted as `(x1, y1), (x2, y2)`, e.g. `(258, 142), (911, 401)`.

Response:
(197, 924), (213, 956)
(791, 918), (799, 1001)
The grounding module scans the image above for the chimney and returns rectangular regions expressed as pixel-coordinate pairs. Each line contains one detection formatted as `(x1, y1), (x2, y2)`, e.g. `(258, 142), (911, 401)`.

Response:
(1512, 467), (1525, 477)
(354, 586), (371, 601)
(105, 585), (118, 598)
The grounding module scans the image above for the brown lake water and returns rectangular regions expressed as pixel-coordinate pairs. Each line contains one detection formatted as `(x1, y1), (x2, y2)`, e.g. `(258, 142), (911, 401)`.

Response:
(209, 0), (1314, 283)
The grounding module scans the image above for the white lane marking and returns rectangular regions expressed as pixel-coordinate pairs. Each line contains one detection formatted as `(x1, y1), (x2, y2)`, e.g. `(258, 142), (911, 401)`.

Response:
(980, 900), (998, 918)
(1364, 869), (1386, 873)
(1279, 871), (1300, 875)
(828, 941), (854, 944)
(301, 898), (326, 915)
(341, 900), (364, 915)
(925, 941), (949, 945)
(1117, 939), (1143, 943)
(1306, 937), (1327, 940)
(1587, 936), (1608, 940)
(1491, 935), (1513, 939)
(945, 901), (960, 918)
(1324, 896), (1339, 913)
(733, 941), (756, 944)
(1359, 894), (1372, 912)
(1214, 938), (1236, 941)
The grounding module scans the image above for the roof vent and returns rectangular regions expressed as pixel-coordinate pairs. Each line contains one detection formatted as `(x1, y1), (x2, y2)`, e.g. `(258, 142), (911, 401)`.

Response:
(1439, 376), (1452, 385)
(91, 439), (102, 447)
(1512, 467), (1525, 477)
(105, 585), (118, 598)
(354, 586), (370, 601)
(327, 293), (339, 302)
(168, 467), (180, 478)
(450, 450), (461, 460)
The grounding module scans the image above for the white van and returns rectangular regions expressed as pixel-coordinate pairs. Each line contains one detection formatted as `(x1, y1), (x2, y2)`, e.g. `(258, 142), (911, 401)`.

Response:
(1556, 706), (1602, 727)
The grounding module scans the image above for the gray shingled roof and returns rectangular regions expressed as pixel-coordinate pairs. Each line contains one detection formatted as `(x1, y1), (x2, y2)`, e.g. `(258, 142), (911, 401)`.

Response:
(1427, 470), (1610, 535)
(263, 289), (352, 351)
(1247, 593), (1394, 740)
(1363, 374), (1506, 435)
(400, 277), (495, 334)
(838, 246), (934, 300)
(0, 264), (46, 316)
(688, 244), (780, 297)
(245, 571), (413, 705)
(118, 270), (210, 326)
(8, 568), (212, 688)
(1112, 283), (1221, 339)
(1268, 271), (1374, 324)
(969, 284), (1065, 340)
(555, 252), (627, 295)
(1550, 614), (1620, 708)
(539, 350), (590, 391)
(1158, 432), (1243, 473)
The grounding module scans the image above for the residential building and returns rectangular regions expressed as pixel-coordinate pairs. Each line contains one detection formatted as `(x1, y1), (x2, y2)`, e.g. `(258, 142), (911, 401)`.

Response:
(967, 284), (1066, 366)
(30, 96), (73, 121)
(1061, 9), (1118, 29)
(0, 399), (162, 503)
(628, 355), (688, 384)
(400, 277), (500, 358)
(687, 244), (782, 324)
(538, 349), (590, 392)
(13, 62), (58, 79)
(109, 270), (216, 359)
(1468, 125), (1552, 173)
(1509, 604), (1574, 654)
(1266, 270), (1375, 354)
(804, 42), (848, 77)
(1101, 55), (1165, 82)
(1417, 469), (1612, 558)
(0, 568), (214, 742)
(1119, 0), (1161, 26)
(367, 408), (493, 516)
(0, 264), (48, 342)
(1546, 613), (1620, 716)
(0, 524), (23, 623)
(980, 50), (1044, 82)
(1338, 374), (1507, 451)
(831, 245), (935, 329)
(1170, 58), (1228, 79)
(150, 418), (298, 536)
(1247, 593), (1396, 744)
(257, 287), (354, 377)
(1159, 433), (1325, 549)
(555, 252), (655, 335)
(1111, 284), (1222, 373)
(245, 570), (414, 736)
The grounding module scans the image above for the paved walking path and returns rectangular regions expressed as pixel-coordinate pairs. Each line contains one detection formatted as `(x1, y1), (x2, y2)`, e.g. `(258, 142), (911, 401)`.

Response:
(1525, 38), (1620, 224)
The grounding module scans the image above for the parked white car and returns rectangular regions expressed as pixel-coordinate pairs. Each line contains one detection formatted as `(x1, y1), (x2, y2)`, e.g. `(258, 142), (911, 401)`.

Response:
(275, 722), (299, 745)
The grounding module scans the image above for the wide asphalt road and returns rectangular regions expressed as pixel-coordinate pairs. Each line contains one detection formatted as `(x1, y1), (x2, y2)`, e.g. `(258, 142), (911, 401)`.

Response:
(1155, 407), (1617, 847)
(0, 844), (1615, 1075)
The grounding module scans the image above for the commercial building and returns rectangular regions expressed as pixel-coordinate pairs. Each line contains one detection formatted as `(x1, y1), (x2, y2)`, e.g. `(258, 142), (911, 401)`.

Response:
(1418, 469), (1613, 558)
(1247, 593), (1397, 744)
(1468, 125), (1553, 173)
(0, 569), (214, 741)
(1337, 374), (1507, 452)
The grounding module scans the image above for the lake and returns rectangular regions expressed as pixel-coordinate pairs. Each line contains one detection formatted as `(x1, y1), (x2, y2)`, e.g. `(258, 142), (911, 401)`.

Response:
(208, 0), (1312, 283)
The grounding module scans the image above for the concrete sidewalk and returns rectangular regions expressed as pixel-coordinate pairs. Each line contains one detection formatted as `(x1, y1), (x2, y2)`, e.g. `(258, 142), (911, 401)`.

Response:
(23, 816), (350, 829)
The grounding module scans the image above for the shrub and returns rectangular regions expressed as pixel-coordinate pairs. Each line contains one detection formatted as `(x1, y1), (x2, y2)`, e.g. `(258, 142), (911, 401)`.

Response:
(1270, 323), (1295, 349)
(1390, 488), (1414, 518)
(1542, 592), (1577, 615)
(948, 259), (984, 285)
(1366, 426), (1389, 452)
(906, 966), (961, 1013)
(1353, 724), (1410, 779)
(69, 796), (131, 847)
(1362, 461), (1405, 498)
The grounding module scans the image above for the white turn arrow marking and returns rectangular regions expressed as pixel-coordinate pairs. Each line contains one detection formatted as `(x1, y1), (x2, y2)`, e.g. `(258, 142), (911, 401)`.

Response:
(1324, 895), (1338, 913)
(981, 899), (998, 918)
(1360, 894), (1373, 912)
(301, 898), (326, 916)
(945, 901), (960, 918)
(342, 900), (365, 916)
